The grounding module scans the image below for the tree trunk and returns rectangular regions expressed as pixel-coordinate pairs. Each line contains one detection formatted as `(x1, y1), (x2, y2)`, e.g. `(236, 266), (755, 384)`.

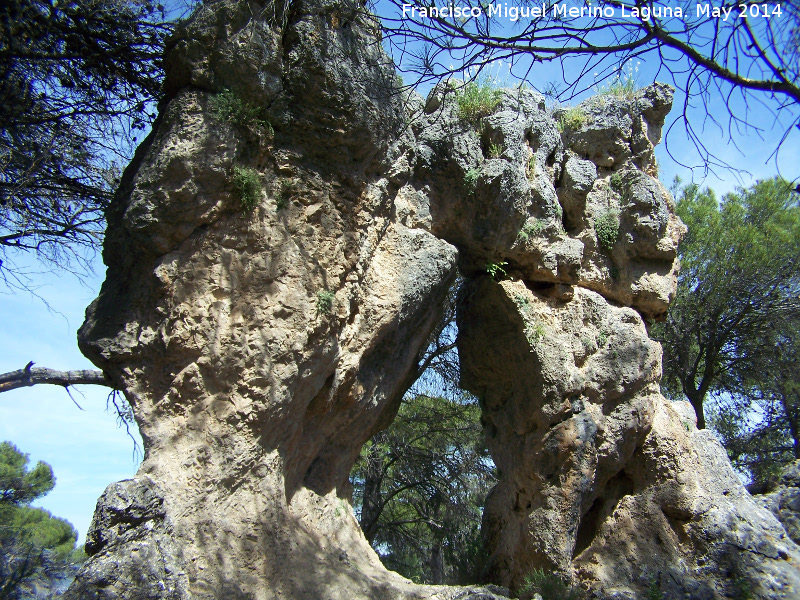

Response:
(429, 542), (444, 585)
(688, 392), (706, 430)
(358, 432), (386, 545)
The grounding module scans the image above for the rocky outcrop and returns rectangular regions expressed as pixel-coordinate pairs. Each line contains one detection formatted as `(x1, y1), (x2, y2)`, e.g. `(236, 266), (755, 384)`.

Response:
(458, 276), (800, 598)
(754, 461), (800, 545)
(66, 0), (800, 599)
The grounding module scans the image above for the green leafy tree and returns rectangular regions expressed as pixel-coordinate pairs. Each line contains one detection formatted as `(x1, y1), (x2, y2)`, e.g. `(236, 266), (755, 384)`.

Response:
(352, 394), (495, 585)
(708, 325), (800, 486)
(653, 177), (800, 480)
(0, 0), (172, 290)
(0, 442), (84, 600)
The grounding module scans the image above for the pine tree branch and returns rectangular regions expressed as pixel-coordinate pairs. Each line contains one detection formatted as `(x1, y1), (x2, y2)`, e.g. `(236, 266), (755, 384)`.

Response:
(0, 361), (112, 393)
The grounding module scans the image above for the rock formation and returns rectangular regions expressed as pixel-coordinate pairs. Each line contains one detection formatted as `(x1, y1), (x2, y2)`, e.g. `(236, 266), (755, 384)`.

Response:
(754, 461), (800, 546)
(66, 0), (800, 599)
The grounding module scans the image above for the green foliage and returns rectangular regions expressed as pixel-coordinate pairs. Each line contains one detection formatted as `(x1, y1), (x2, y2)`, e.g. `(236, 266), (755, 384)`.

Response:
(594, 209), (620, 249)
(0, 442), (54, 505)
(463, 168), (480, 192)
(597, 330), (609, 347)
(0, 442), (84, 599)
(519, 568), (585, 600)
(0, 0), (169, 290)
(732, 576), (753, 600)
(486, 261), (508, 280)
(596, 61), (640, 100)
(557, 106), (588, 132)
(210, 89), (273, 137)
(608, 171), (631, 202)
(274, 179), (291, 210)
(525, 322), (547, 347)
(351, 394), (495, 585)
(455, 81), (502, 123)
(652, 177), (800, 483)
(519, 219), (546, 243)
(488, 142), (503, 159)
(646, 576), (665, 600)
(316, 290), (335, 315)
(232, 166), (261, 212)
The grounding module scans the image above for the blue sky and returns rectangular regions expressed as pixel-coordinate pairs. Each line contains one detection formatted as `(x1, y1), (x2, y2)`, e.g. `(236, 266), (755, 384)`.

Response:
(0, 259), (142, 543)
(1, 0), (797, 547)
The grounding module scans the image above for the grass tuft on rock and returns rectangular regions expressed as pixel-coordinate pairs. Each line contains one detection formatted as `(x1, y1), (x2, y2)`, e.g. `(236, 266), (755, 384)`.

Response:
(456, 81), (502, 123)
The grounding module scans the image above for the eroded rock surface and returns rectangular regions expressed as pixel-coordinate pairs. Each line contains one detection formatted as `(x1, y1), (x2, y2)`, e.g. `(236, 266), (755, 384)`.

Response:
(754, 461), (800, 545)
(67, 0), (799, 598)
(457, 280), (800, 598)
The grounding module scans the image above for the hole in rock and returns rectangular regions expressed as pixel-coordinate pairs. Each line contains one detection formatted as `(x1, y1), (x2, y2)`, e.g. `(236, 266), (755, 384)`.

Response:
(573, 470), (634, 558)
(349, 276), (497, 586)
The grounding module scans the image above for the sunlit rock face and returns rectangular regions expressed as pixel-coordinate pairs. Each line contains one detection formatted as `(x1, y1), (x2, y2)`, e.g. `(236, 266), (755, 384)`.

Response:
(458, 280), (800, 599)
(67, 1), (799, 599)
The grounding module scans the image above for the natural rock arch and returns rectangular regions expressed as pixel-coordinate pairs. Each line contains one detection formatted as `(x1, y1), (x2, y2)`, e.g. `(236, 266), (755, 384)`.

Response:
(66, 1), (800, 599)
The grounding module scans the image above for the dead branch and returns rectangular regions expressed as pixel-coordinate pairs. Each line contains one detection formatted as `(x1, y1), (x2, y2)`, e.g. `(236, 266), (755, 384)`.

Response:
(0, 361), (112, 393)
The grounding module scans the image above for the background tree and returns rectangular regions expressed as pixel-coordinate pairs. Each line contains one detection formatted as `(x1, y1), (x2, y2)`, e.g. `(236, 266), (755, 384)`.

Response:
(653, 177), (800, 482)
(0, 0), (172, 291)
(374, 0), (800, 176)
(708, 324), (800, 487)
(351, 394), (495, 585)
(0, 441), (85, 600)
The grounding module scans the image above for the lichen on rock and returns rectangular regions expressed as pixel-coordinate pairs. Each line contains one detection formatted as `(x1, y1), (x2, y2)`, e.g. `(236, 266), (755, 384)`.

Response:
(66, 1), (799, 599)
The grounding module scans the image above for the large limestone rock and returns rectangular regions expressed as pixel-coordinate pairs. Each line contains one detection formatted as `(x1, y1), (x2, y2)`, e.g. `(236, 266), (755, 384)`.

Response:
(754, 461), (800, 545)
(67, 0), (800, 598)
(457, 279), (800, 598)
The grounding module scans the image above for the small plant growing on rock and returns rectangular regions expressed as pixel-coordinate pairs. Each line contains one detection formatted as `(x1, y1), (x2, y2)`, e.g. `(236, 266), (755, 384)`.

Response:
(488, 141), (503, 158)
(523, 219), (546, 239)
(519, 568), (585, 600)
(232, 166), (261, 212)
(596, 60), (640, 100)
(210, 89), (273, 137)
(275, 179), (291, 210)
(594, 209), (620, 249)
(597, 330), (609, 347)
(554, 204), (565, 232)
(456, 81), (502, 123)
(464, 168), (480, 192)
(316, 290), (335, 315)
(557, 106), (588, 132)
(514, 294), (530, 313)
(525, 322), (547, 348)
(646, 576), (665, 600)
(517, 219), (547, 243)
(608, 172), (631, 202)
(526, 153), (537, 179)
(486, 260), (508, 280)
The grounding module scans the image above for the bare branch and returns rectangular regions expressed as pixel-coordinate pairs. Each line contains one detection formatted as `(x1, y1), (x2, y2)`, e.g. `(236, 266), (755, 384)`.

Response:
(0, 361), (112, 393)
